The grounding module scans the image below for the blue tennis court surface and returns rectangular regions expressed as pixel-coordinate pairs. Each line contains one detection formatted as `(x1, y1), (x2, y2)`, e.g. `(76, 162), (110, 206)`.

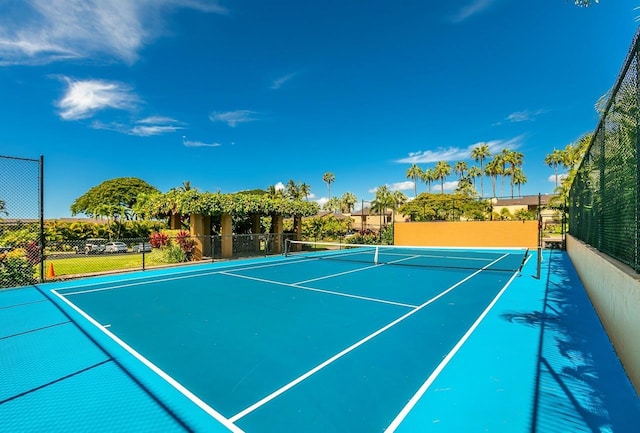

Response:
(1, 247), (639, 432)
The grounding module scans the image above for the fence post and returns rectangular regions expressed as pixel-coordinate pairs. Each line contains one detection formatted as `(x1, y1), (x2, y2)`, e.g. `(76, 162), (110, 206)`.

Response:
(39, 155), (45, 283)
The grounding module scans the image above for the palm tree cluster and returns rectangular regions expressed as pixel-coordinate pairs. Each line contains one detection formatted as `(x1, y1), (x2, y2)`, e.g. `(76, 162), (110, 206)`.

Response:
(544, 132), (592, 205)
(323, 192), (358, 213)
(405, 143), (527, 199)
(267, 180), (311, 201)
(371, 185), (407, 226)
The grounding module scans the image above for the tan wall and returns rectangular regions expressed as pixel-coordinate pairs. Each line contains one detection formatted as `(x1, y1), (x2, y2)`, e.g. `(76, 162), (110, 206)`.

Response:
(394, 220), (538, 248)
(566, 235), (640, 395)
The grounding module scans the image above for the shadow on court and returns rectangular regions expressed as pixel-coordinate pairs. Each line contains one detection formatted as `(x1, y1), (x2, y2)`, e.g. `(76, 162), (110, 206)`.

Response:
(501, 250), (640, 433)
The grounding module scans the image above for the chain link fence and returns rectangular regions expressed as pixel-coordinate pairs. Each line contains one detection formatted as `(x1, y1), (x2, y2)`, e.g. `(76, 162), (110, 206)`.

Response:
(569, 30), (640, 271)
(0, 155), (43, 288)
(41, 233), (296, 281)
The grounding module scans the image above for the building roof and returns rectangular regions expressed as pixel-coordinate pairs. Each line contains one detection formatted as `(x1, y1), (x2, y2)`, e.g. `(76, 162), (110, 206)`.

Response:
(350, 207), (392, 216)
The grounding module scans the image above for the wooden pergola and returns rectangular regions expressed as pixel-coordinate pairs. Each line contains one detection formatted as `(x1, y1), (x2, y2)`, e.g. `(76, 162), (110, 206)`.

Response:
(143, 190), (318, 259)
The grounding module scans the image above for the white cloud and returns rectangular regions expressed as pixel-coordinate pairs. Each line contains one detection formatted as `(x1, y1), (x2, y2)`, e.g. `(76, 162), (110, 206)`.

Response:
(316, 197), (329, 207)
(57, 78), (138, 120)
(132, 125), (182, 136)
(449, 0), (496, 23)
(274, 182), (285, 191)
(0, 0), (227, 66)
(182, 136), (221, 147)
(548, 173), (568, 183)
(270, 72), (297, 90)
(505, 109), (546, 123)
(91, 116), (183, 136)
(391, 181), (414, 191)
(442, 181), (459, 191)
(209, 110), (258, 127)
(396, 136), (524, 164)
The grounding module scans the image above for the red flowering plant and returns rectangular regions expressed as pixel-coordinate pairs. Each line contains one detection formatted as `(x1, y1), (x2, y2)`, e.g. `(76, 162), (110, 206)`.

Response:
(149, 232), (169, 248)
(175, 230), (196, 254)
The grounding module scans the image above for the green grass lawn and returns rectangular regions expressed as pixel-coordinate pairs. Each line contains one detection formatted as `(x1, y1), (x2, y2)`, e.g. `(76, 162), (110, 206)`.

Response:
(46, 251), (167, 277)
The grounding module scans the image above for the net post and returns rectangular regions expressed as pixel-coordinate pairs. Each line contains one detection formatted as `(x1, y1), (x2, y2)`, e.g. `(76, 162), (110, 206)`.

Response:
(374, 246), (379, 265)
(536, 193), (542, 279)
(284, 238), (290, 256)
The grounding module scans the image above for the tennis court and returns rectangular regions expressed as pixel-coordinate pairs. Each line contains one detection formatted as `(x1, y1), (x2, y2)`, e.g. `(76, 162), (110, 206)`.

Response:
(3, 244), (639, 432)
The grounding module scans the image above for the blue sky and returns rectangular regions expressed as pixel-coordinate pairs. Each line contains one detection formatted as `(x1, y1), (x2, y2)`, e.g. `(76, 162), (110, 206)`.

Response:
(0, 1), (638, 218)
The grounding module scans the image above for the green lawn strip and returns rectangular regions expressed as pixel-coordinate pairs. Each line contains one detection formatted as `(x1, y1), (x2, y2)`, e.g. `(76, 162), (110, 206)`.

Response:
(46, 251), (166, 276)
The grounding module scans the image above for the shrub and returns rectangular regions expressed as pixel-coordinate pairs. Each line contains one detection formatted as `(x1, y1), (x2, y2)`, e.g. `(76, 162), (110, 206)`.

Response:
(162, 244), (187, 263)
(0, 254), (36, 288)
(346, 229), (380, 245)
(150, 232), (170, 248)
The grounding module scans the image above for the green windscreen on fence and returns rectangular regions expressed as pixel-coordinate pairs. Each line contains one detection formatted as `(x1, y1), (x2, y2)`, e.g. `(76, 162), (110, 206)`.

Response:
(569, 29), (640, 272)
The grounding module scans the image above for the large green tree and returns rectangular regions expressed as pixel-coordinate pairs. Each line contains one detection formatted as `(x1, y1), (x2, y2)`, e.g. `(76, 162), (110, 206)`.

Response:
(71, 177), (159, 220)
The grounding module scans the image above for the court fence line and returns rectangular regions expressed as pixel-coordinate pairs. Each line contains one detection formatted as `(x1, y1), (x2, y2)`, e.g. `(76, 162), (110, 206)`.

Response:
(568, 28), (640, 272)
(0, 154), (44, 288)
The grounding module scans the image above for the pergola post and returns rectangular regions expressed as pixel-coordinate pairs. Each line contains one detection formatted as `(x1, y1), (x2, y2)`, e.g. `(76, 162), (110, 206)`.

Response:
(190, 214), (211, 260)
(293, 215), (302, 251)
(169, 213), (181, 230)
(271, 214), (284, 254)
(221, 213), (233, 258)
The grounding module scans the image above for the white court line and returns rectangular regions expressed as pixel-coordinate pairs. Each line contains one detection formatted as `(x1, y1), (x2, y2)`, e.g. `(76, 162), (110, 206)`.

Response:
(294, 254), (421, 285)
(228, 253), (511, 423)
(384, 253), (532, 432)
(50, 289), (244, 433)
(220, 271), (418, 309)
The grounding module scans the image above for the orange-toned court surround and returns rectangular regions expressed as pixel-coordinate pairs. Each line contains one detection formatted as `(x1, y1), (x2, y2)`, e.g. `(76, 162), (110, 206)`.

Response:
(394, 221), (538, 249)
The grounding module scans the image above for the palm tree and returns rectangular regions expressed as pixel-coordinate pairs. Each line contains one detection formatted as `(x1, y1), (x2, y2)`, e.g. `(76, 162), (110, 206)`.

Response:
(422, 168), (435, 193)
(267, 184), (283, 199)
(0, 199), (6, 216)
(513, 168), (527, 197)
(300, 183), (311, 201)
(322, 172), (336, 199)
(545, 149), (565, 188)
(502, 150), (524, 198)
(471, 143), (491, 197)
(434, 161), (451, 194)
(179, 181), (192, 192)
(340, 192), (358, 213)
(467, 166), (482, 191)
(391, 190), (408, 225)
(285, 179), (303, 200)
(371, 185), (394, 228)
(322, 197), (341, 212)
(405, 164), (424, 198)
(485, 158), (502, 198)
(453, 161), (468, 180)
(497, 151), (509, 197)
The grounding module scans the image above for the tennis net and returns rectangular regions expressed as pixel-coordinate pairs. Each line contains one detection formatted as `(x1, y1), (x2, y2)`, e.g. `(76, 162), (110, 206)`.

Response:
(284, 240), (529, 273)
